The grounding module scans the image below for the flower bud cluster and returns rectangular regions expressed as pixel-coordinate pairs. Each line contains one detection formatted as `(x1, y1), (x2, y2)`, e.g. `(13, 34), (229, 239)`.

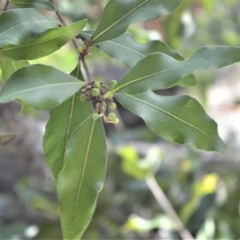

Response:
(80, 80), (119, 124)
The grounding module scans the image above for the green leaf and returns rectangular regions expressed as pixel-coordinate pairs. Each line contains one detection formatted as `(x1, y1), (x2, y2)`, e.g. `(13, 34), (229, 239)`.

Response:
(57, 116), (107, 240)
(43, 63), (90, 181)
(0, 64), (85, 110)
(0, 9), (59, 48)
(81, 31), (196, 87)
(10, 0), (55, 11)
(97, 32), (184, 66)
(92, 0), (183, 43)
(0, 52), (28, 80)
(115, 91), (228, 154)
(44, 98), (93, 181)
(112, 47), (240, 95)
(1, 20), (87, 60)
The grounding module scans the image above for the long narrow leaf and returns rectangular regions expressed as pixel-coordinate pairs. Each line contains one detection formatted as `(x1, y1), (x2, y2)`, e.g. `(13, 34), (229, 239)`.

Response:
(44, 98), (93, 181)
(0, 9), (59, 48)
(112, 47), (240, 95)
(43, 63), (91, 181)
(58, 116), (107, 239)
(92, 0), (182, 43)
(1, 20), (86, 60)
(81, 31), (196, 87)
(0, 64), (85, 110)
(115, 91), (228, 154)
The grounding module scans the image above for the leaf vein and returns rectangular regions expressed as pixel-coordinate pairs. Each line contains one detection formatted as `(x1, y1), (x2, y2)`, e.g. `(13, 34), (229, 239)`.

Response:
(104, 40), (144, 57)
(92, 0), (148, 42)
(112, 53), (240, 93)
(70, 119), (96, 238)
(0, 20), (58, 38)
(121, 93), (217, 143)
(2, 25), (79, 52)
(62, 95), (76, 171)
(0, 82), (82, 99)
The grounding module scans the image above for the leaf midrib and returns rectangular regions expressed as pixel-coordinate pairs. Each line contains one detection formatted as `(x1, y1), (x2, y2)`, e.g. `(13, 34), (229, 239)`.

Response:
(81, 32), (144, 57)
(0, 20), (58, 38)
(70, 119), (96, 238)
(0, 82), (82, 99)
(103, 40), (144, 57)
(61, 64), (82, 173)
(62, 95), (76, 171)
(112, 52), (240, 93)
(92, 0), (149, 42)
(2, 24), (80, 52)
(119, 93), (218, 144)
(112, 59), (198, 93)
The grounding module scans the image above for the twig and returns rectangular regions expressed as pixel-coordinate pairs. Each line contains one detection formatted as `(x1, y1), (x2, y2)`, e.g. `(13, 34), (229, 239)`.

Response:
(49, 0), (78, 50)
(81, 55), (93, 83)
(49, 0), (94, 83)
(3, 0), (9, 11)
(145, 175), (194, 240)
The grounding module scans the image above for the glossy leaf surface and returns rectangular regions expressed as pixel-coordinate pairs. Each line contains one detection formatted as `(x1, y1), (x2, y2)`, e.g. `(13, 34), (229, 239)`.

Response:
(0, 9), (59, 48)
(112, 47), (240, 95)
(96, 32), (183, 66)
(81, 31), (196, 87)
(1, 20), (86, 60)
(92, 0), (182, 43)
(115, 91), (228, 154)
(44, 99), (93, 181)
(43, 63), (89, 181)
(11, 0), (55, 10)
(0, 64), (85, 110)
(58, 117), (107, 240)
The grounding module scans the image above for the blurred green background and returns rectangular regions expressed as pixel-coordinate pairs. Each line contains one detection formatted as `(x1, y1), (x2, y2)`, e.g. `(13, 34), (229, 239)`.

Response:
(0, 0), (240, 239)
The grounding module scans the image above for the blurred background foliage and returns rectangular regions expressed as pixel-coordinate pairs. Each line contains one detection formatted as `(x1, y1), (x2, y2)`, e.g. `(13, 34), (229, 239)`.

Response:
(0, 0), (240, 239)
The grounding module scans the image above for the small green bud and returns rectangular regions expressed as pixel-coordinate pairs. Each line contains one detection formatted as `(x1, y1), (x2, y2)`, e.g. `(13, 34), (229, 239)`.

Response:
(80, 94), (87, 102)
(109, 102), (116, 110)
(92, 113), (100, 120)
(94, 82), (101, 89)
(108, 113), (116, 121)
(77, 46), (83, 53)
(91, 88), (100, 96)
(109, 79), (118, 89)
(113, 118), (120, 125)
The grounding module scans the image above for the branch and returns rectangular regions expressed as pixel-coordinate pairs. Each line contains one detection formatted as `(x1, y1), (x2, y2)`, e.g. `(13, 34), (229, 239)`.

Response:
(81, 55), (93, 83)
(49, 0), (93, 85)
(145, 175), (194, 240)
(49, 0), (94, 83)
(49, 0), (78, 50)
(3, 0), (9, 11)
